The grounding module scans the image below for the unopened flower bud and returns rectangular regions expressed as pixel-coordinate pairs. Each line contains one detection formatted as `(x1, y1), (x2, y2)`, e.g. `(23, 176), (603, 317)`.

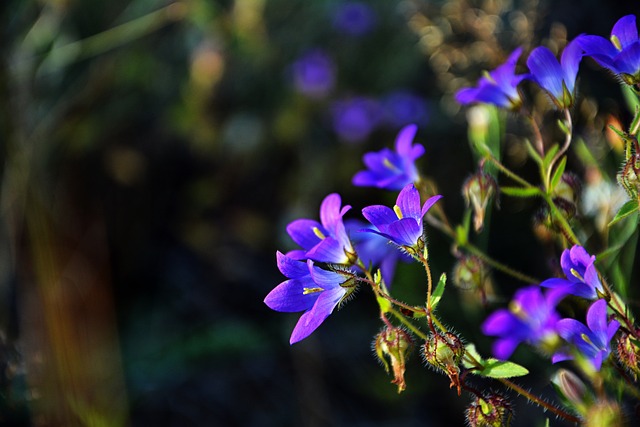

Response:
(374, 326), (413, 393)
(466, 393), (513, 427)
(617, 332), (640, 381)
(463, 171), (498, 232)
(423, 331), (465, 394)
(584, 400), (627, 427)
(551, 369), (592, 416)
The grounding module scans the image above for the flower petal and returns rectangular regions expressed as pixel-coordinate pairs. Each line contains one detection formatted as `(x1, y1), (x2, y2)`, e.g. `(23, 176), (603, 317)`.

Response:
(396, 184), (421, 219)
(612, 15), (638, 50)
(308, 261), (346, 288)
(287, 219), (324, 250)
(560, 38), (583, 93)
(264, 279), (317, 312)
(289, 286), (345, 344)
(421, 194), (443, 218)
(493, 338), (520, 360)
(585, 299), (608, 338)
(527, 46), (565, 100)
(613, 41), (640, 75)
(556, 318), (589, 341)
(395, 123), (418, 157)
(578, 35), (618, 58)
(306, 237), (348, 264)
(387, 217), (421, 246)
(277, 251), (309, 278)
(362, 205), (397, 230)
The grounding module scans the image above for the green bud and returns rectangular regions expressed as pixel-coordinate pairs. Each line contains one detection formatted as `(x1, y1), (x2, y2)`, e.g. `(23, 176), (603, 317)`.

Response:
(616, 332), (640, 381)
(466, 393), (513, 427)
(423, 332), (465, 394)
(462, 171), (498, 232)
(374, 327), (413, 393)
(551, 369), (593, 416)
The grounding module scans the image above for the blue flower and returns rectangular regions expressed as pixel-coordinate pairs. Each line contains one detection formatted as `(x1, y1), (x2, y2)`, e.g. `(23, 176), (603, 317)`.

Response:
(482, 286), (566, 360)
(526, 38), (583, 108)
(265, 252), (354, 344)
(352, 124), (425, 190)
(553, 299), (620, 371)
(540, 245), (604, 299)
(361, 183), (442, 251)
(455, 48), (527, 109)
(287, 193), (356, 265)
(577, 15), (640, 85)
(331, 97), (382, 143)
(290, 49), (335, 98)
(331, 2), (376, 37)
(345, 219), (410, 286)
(381, 91), (429, 127)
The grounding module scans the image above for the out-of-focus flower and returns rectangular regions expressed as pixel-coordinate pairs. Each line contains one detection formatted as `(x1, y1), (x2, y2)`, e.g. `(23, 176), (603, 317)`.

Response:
(345, 219), (410, 286)
(581, 170), (629, 232)
(361, 183), (442, 252)
(455, 48), (527, 110)
(526, 38), (583, 108)
(540, 245), (604, 299)
(482, 286), (566, 360)
(265, 252), (356, 344)
(553, 299), (620, 371)
(577, 15), (640, 85)
(331, 2), (376, 37)
(287, 193), (356, 265)
(462, 170), (498, 232)
(290, 49), (335, 98)
(331, 97), (382, 143)
(352, 124), (424, 190)
(381, 91), (429, 127)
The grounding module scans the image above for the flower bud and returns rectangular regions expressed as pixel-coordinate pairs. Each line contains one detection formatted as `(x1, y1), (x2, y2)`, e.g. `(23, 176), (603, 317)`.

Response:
(551, 369), (592, 416)
(374, 326), (413, 393)
(584, 400), (627, 427)
(463, 171), (498, 232)
(466, 393), (513, 427)
(616, 332), (640, 381)
(423, 331), (465, 394)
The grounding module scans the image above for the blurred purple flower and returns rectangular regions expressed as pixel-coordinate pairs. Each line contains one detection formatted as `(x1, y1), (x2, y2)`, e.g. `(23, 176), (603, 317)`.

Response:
(381, 91), (429, 127)
(526, 38), (583, 108)
(291, 49), (335, 98)
(361, 183), (442, 250)
(265, 252), (352, 344)
(287, 193), (356, 265)
(352, 124), (424, 190)
(345, 219), (410, 286)
(577, 15), (640, 85)
(540, 245), (604, 300)
(331, 97), (382, 143)
(482, 286), (567, 360)
(332, 2), (376, 37)
(455, 48), (527, 109)
(553, 299), (620, 371)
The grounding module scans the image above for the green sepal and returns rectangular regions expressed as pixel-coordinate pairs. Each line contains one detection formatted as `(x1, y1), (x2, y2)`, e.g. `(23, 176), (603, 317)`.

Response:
(430, 273), (447, 309)
(376, 295), (393, 314)
(500, 186), (540, 198)
(479, 359), (529, 378)
(608, 199), (640, 227)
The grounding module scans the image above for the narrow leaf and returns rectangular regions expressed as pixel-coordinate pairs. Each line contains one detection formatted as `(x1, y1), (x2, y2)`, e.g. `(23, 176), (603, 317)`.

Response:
(430, 273), (447, 309)
(500, 186), (540, 198)
(462, 343), (484, 369)
(480, 359), (529, 378)
(608, 199), (639, 227)
(542, 144), (559, 170)
(549, 156), (567, 191)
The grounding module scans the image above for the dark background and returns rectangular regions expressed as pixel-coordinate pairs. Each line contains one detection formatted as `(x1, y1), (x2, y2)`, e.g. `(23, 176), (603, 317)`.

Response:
(1, 0), (639, 426)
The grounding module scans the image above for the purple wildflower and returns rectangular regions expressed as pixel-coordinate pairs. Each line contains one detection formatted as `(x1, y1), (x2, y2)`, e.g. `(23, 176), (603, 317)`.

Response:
(287, 193), (356, 265)
(540, 245), (604, 299)
(352, 124), (425, 190)
(361, 183), (442, 251)
(291, 49), (335, 98)
(577, 15), (640, 85)
(553, 299), (620, 371)
(332, 2), (376, 37)
(265, 252), (354, 344)
(331, 97), (382, 143)
(381, 91), (429, 127)
(455, 48), (528, 109)
(526, 38), (583, 108)
(482, 286), (567, 360)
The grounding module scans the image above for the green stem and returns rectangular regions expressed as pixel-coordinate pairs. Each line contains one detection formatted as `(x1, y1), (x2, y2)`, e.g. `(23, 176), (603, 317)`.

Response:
(543, 194), (581, 246)
(484, 155), (536, 189)
(498, 378), (581, 423)
(463, 242), (541, 284)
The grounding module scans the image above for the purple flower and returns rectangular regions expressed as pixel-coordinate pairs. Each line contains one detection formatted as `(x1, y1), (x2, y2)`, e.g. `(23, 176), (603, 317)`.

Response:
(526, 38), (583, 108)
(577, 15), (640, 85)
(265, 252), (353, 344)
(553, 299), (620, 371)
(540, 245), (604, 299)
(331, 97), (382, 143)
(455, 48), (527, 109)
(345, 219), (410, 286)
(381, 91), (429, 127)
(352, 124), (425, 190)
(291, 49), (335, 98)
(361, 183), (442, 250)
(332, 2), (376, 37)
(287, 193), (356, 265)
(482, 286), (566, 360)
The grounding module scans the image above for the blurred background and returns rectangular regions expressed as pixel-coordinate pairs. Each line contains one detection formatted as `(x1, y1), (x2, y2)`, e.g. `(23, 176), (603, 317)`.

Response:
(1, 0), (639, 426)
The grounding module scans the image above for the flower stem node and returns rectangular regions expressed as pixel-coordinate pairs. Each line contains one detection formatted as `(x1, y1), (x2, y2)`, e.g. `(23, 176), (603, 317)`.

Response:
(463, 171), (498, 232)
(374, 327), (414, 393)
(423, 332), (465, 395)
(466, 393), (513, 427)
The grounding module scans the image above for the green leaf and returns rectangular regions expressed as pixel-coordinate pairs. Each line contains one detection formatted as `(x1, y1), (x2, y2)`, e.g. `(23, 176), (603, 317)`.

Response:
(430, 273), (446, 309)
(550, 156), (567, 191)
(542, 144), (559, 170)
(376, 295), (392, 314)
(608, 199), (640, 227)
(479, 359), (529, 378)
(462, 343), (484, 369)
(500, 186), (540, 198)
